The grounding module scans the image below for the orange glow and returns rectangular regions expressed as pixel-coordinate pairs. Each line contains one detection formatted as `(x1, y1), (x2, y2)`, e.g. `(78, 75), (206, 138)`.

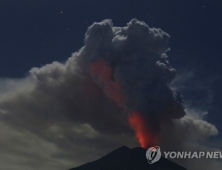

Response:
(128, 112), (157, 148)
(90, 60), (124, 106)
(90, 59), (157, 148)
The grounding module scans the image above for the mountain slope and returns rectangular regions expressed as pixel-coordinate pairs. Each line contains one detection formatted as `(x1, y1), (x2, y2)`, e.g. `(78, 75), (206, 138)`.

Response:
(69, 146), (187, 170)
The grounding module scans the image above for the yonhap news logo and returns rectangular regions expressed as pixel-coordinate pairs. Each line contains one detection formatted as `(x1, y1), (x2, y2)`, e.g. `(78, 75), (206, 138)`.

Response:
(146, 146), (222, 164)
(146, 146), (161, 164)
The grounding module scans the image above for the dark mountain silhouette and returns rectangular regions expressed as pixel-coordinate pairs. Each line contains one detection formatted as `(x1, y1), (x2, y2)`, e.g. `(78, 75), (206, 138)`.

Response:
(69, 146), (187, 170)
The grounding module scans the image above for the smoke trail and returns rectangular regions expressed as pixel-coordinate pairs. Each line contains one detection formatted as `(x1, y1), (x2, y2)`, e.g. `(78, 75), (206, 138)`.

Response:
(90, 59), (124, 106)
(0, 19), (219, 170)
(81, 19), (186, 148)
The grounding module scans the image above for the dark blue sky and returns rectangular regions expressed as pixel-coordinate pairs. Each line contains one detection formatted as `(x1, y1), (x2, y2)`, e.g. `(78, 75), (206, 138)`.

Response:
(0, 0), (222, 135)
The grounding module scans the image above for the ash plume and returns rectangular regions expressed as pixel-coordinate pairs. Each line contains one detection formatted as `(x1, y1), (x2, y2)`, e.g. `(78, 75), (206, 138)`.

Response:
(78, 19), (186, 147)
(0, 19), (219, 170)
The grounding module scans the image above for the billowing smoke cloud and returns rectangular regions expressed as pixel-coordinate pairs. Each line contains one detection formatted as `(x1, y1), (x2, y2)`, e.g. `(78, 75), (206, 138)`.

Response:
(79, 19), (185, 147)
(0, 19), (220, 170)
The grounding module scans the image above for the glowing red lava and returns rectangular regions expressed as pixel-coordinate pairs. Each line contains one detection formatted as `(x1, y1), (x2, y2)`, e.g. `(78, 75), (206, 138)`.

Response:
(90, 59), (157, 148)
(128, 112), (157, 148)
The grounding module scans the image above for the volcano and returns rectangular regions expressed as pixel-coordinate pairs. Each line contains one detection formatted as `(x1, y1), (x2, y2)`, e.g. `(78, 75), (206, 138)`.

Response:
(69, 146), (187, 170)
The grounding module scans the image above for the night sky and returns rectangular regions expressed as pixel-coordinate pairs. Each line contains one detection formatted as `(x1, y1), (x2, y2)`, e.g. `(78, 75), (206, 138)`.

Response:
(1, 1), (221, 77)
(0, 1), (222, 170)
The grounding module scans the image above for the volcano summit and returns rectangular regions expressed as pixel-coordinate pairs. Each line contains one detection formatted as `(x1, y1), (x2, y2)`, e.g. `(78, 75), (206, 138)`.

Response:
(69, 146), (187, 170)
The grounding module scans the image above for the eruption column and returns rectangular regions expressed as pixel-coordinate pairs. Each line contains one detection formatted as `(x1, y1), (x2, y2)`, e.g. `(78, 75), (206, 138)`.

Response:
(90, 59), (156, 148)
(128, 112), (158, 148)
